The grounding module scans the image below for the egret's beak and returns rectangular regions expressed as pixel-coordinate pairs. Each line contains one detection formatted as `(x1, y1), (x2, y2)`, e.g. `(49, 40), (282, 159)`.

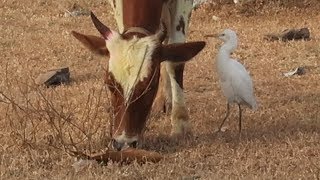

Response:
(204, 33), (219, 38)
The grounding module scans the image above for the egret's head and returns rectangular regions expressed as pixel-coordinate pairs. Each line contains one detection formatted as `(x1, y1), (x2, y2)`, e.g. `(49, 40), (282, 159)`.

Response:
(218, 29), (237, 43)
(217, 29), (238, 52)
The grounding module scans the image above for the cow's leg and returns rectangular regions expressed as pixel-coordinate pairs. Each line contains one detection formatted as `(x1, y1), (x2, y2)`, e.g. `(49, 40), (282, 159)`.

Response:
(153, 63), (172, 114)
(166, 0), (193, 137)
(152, 2), (173, 115)
(166, 62), (190, 136)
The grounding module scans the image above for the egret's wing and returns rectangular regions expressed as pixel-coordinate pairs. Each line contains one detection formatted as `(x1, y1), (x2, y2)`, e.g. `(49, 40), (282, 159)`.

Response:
(230, 58), (248, 73)
(220, 77), (235, 102)
(230, 59), (257, 109)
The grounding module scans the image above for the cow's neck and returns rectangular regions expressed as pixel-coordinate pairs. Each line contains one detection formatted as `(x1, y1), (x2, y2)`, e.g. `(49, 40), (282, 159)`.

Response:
(111, 0), (164, 33)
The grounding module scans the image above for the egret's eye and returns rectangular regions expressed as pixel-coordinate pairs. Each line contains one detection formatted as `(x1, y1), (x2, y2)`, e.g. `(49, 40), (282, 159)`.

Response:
(221, 33), (225, 36)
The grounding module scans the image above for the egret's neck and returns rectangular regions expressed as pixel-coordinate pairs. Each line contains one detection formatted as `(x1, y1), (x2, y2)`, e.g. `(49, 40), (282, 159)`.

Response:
(217, 39), (237, 62)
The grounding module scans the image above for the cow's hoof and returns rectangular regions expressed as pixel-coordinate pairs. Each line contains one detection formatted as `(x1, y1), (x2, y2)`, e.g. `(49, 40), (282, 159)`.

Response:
(171, 130), (192, 139)
(170, 130), (193, 145)
(171, 121), (191, 139)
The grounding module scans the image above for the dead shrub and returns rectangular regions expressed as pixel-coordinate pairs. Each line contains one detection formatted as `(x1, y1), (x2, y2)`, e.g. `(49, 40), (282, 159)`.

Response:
(0, 74), (112, 166)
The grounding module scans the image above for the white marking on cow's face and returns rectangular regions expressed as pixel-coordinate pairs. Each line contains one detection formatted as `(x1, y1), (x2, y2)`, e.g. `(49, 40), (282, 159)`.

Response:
(106, 32), (159, 103)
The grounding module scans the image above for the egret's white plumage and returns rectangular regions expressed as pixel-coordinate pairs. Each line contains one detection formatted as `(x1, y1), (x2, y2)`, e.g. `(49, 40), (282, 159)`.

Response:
(215, 29), (257, 134)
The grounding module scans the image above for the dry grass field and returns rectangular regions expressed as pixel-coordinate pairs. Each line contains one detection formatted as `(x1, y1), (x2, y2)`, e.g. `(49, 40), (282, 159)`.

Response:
(1, 0), (320, 179)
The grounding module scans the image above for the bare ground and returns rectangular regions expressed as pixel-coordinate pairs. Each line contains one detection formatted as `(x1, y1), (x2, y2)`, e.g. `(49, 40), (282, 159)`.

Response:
(1, 0), (320, 179)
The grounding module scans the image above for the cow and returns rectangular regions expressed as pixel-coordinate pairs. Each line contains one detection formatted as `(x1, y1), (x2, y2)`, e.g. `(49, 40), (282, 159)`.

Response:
(71, 0), (205, 151)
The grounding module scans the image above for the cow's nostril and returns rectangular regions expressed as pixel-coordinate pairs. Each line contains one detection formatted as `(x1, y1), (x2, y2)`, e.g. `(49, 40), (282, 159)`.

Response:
(112, 139), (124, 151)
(130, 140), (138, 148)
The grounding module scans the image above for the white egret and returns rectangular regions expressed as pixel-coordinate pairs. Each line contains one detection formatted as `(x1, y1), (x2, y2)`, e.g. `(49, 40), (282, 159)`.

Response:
(212, 29), (258, 135)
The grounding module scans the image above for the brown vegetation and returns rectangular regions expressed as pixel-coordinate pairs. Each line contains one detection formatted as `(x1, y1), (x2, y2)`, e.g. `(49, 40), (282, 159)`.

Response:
(1, 0), (320, 179)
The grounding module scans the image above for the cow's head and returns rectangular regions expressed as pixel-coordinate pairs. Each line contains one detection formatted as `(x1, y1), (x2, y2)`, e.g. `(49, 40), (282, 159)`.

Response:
(72, 12), (205, 151)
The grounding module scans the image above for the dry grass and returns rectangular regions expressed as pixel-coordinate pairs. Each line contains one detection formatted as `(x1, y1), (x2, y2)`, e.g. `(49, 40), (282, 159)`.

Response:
(1, 0), (320, 179)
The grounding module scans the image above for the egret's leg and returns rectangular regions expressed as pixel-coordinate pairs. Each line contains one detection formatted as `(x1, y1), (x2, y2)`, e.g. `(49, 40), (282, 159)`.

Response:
(218, 103), (230, 132)
(238, 104), (242, 135)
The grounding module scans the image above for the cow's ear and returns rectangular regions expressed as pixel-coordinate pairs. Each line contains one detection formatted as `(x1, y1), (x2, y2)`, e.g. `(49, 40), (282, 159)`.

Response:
(71, 31), (109, 56)
(160, 41), (205, 62)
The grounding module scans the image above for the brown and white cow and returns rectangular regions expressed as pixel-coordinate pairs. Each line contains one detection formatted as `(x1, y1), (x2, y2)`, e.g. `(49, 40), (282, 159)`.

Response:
(72, 0), (205, 151)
